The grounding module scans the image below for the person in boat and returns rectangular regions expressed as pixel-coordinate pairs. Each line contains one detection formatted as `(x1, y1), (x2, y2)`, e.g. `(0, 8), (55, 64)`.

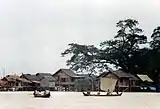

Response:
(34, 90), (37, 95)
(34, 90), (41, 95)
(97, 91), (100, 95)
(86, 88), (91, 95)
(43, 90), (51, 96)
(86, 91), (90, 95)
(106, 89), (111, 95)
(44, 90), (49, 94)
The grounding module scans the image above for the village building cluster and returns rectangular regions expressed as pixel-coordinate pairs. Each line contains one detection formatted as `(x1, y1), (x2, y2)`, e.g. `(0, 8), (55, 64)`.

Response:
(0, 68), (154, 92)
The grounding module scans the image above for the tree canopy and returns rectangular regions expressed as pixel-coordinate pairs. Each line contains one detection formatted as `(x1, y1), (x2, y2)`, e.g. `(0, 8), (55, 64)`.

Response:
(61, 19), (160, 83)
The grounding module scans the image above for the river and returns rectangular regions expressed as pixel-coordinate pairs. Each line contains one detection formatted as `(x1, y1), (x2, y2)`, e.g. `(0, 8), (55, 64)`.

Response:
(0, 92), (159, 109)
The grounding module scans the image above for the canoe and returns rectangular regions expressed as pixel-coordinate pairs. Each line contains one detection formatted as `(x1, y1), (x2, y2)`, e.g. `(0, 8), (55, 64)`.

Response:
(82, 92), (122, 96)
(33, 91), (51, 98)
(34, 93), (51, 98)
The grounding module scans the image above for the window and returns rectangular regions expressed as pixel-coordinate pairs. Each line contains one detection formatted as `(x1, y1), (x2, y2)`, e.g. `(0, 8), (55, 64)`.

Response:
(120, 79), (123, 83)
(71, 78), (74, 82)
(61, 78), (66, 82)
(16, 82), (19, 86)
(131, 81), (135, 85)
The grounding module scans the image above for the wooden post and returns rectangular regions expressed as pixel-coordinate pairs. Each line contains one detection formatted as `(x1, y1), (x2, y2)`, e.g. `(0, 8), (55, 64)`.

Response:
(129, 78), (132, 92)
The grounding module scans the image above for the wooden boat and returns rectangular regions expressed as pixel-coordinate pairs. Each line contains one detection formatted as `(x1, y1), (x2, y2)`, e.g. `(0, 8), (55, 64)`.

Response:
(82, 77), (123, 96)
(33, 90), (51, 98)
(82, 92), (122, 96)
(34, 93), (51, 98)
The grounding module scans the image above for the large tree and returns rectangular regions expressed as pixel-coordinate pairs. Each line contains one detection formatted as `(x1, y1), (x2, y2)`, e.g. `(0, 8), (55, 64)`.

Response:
(149, 26), (160, 83)
(150, 26), (160, 49)
(61, 43), (101, 73)
(61, 19), (147, 74)
(99, 19), (147, 73)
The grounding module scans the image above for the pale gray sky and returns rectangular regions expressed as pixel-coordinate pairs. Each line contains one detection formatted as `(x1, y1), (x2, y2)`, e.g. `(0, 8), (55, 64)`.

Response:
(0, 0), (160, 75)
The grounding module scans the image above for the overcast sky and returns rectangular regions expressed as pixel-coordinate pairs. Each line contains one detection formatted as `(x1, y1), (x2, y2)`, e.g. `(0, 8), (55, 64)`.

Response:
(0, 0), (160, 75)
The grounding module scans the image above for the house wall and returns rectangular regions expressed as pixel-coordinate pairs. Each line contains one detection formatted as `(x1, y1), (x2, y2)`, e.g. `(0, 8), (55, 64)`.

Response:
(54, 70), (75, 84)
(99, 72), (139, 92)
(105, 73), (118, 79)
(40, 78), (55, 88)
(104, 73), (138, 87)
(40, 78), (49, 87)
(20, 82), (31, 87)
(53, 71), (76, 91)
(117, 78), (138, 87)
(118, 78), (129, 87)
(49, 82), (55, 87)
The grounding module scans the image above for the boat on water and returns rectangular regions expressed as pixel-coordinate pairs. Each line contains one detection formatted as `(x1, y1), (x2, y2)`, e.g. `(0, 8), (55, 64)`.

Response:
(82, 92), (122, 96)
(82, 77), (123, 96)
(33, 90), (51, 98)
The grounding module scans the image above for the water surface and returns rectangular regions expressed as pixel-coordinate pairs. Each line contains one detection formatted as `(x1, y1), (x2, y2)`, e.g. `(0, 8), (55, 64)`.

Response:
(0, 92), (159, 109)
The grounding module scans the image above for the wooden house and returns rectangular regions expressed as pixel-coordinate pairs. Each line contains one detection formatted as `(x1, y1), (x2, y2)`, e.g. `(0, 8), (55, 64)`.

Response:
(98, 70), (140, 92)
(20, 74), (40, 90)
(53, 69), (83, 91)
(1, 75), (31, 91)
(36, 73), (56, 90)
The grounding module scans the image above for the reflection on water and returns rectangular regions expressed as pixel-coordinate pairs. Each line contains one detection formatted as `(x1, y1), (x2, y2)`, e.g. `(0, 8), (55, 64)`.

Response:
(0, 92), (159, 109)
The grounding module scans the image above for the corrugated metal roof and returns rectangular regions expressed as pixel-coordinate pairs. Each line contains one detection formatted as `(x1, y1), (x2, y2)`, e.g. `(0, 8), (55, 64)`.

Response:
(137, 74), (153, 82)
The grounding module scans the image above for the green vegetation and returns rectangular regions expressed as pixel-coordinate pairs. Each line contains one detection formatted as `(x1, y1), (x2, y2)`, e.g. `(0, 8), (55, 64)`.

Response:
(61, 19), (160, 84)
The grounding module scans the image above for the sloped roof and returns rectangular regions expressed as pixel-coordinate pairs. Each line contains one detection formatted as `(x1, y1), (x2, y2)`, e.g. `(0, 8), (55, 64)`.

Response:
(53, 69), (78, 77)
(36, 73), (50, 79)
(2, 75), (31, 83)
(0, 80), (8, 87)
(21, 74), (40, 81)
(36, 73), (53, 77)
(2, 76), (16, 82)
(99, 70), (139, 80)
(137, 74), (153, 82)
(61, 69), (78, 77)
(113, 70), (134, 77)
(36, 73), (55, 81)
